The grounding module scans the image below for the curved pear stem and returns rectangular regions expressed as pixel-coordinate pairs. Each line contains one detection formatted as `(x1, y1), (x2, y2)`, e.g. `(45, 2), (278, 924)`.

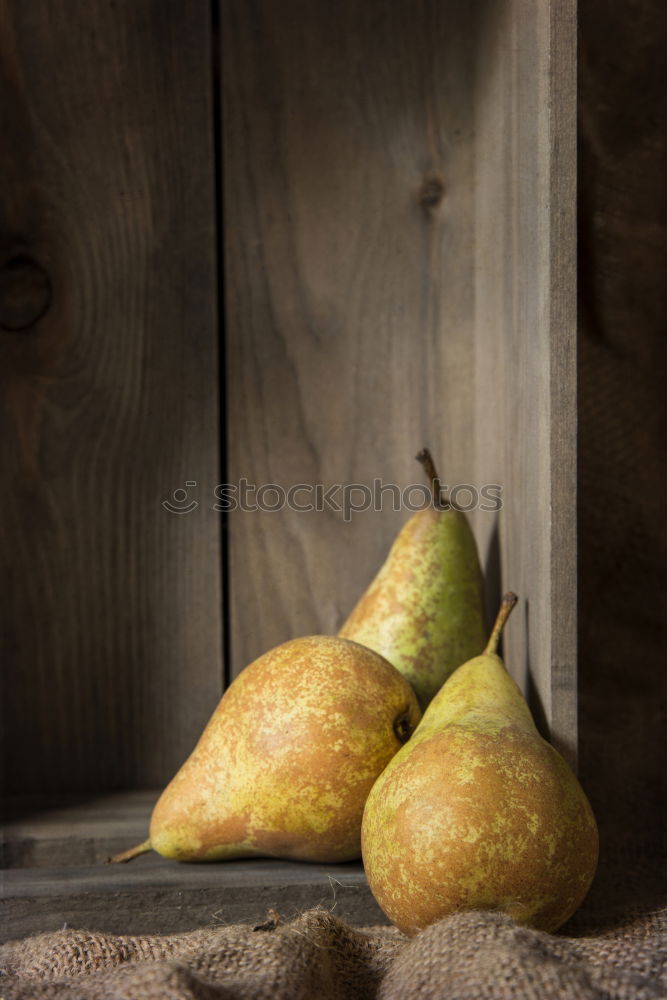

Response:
(484, 592), (518, 655)
(108, 839), (152, 864)
(415, 448), (450, 510)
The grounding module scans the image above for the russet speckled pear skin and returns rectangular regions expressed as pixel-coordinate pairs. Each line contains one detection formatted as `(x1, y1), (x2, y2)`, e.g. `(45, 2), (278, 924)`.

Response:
(148, 636), (421, 863)
(339, 506), (486, 709)
(361, 649), (599, 935)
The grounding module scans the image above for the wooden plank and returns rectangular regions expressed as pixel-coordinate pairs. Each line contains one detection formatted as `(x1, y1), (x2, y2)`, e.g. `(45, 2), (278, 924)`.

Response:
(545, 0), (578, 764)
(1, 791), (159, 867)
(222, 0), (481, 675)
(0, 1), (223, 792)
(472, 0), (577, 762)
(1, 856), (386, 942)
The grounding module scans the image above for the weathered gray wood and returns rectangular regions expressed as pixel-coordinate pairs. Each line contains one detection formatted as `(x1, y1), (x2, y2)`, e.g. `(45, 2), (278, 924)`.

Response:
(1, 0), (577, 808)
(545, 0), (578, 766)
(471, 0), (578, 764)
(0, 1), (223, 792)
(2, 791), (158, 868)
(223, 0), (481, 673)
(221, 0), (577, 759)
(0, 793), (387, 938)
(1, 855), (386, 942)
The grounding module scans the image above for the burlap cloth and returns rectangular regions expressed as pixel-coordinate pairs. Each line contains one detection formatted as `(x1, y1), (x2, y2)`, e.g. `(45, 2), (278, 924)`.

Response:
(0, 906), (664, 1000)
(2, 0), (665, 996)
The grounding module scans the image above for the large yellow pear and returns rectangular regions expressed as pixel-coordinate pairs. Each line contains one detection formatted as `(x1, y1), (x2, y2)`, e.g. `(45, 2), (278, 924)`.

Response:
(361, 595), (598, 934)
(111, 636), (421, 864)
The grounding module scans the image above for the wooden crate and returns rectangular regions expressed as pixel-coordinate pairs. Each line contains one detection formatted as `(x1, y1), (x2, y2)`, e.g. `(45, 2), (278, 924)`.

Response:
(0, 0), (576, 940)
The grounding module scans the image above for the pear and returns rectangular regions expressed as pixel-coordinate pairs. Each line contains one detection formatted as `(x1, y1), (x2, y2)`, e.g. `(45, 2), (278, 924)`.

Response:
(361, 594), (599, 934)
(339, 449), (486, 709)
(110, 635), (421, 864)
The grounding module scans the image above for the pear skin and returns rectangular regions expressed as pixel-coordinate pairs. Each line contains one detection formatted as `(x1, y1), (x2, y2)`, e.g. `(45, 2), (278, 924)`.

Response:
(361, 595), (598, 934)
(112, 636), (421, 864)
(339, 450), (486, 709)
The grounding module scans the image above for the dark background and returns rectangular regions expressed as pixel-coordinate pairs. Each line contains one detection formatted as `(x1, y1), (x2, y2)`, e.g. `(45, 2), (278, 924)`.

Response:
(577, 0), (666, 925)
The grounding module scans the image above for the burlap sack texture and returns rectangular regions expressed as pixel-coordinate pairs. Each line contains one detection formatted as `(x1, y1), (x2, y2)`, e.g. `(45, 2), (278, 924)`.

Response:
(0, 908), (665, 1000)
(1, 0), (665, 996)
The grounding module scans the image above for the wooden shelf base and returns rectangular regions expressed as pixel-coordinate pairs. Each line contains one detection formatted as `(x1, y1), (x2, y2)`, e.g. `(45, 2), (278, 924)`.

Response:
(1, 793), (386, 942)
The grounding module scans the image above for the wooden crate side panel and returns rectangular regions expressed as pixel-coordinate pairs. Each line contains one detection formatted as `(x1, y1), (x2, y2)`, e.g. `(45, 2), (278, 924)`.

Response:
(0, 0), (223, 792)
(546, 0), (577, 765)
(472, 0), (577, 760)
(222, 0), (482, 675)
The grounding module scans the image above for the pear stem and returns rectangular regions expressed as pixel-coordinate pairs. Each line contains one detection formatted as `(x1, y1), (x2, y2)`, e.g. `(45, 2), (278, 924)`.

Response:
(484, 592), (518, 655)
(108, 839), (152, 864)
(415, 448), (450, 509)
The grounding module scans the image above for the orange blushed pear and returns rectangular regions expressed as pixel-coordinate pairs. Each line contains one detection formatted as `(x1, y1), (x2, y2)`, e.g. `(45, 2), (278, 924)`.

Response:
(110, 636), (421, 865)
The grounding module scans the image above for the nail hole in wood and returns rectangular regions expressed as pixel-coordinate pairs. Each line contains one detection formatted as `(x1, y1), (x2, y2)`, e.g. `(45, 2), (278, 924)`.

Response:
(0, 255), (53, 331)
(419, 176), (446, 214)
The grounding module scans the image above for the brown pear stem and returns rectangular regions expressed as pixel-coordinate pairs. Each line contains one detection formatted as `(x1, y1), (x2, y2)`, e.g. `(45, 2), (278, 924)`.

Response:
(484, 592), (518, 655)
(108, 839), (152, 864)
(415, 448), (450, 509)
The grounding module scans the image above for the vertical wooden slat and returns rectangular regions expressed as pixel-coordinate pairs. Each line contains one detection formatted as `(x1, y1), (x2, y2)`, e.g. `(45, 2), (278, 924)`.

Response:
(222, 0), (480, 676)
(0, 0), (222, 792)
(473, 0), (577, 762)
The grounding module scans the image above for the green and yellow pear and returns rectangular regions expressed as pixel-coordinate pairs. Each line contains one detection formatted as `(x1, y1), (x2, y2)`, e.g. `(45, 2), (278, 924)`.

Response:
(361, 594), (598, 934)
(110, 635), (421, 865)
(339, 449), (486, 709)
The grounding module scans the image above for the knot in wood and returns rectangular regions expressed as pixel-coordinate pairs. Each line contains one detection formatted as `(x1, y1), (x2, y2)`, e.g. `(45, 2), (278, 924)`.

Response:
(0, 254), (52, 331)
(418, 176), (446, 214)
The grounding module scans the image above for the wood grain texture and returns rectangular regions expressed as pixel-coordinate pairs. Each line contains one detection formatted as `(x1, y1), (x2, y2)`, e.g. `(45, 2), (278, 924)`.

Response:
(0, 0), (223, 792)
(472, 0), (577, 762)
(2, 790), (159, 867)
(1, 792), (382, 937)
(222, 0), (577, 759)
(1, 855), (385, 942)
(223, 0), (480, 674)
